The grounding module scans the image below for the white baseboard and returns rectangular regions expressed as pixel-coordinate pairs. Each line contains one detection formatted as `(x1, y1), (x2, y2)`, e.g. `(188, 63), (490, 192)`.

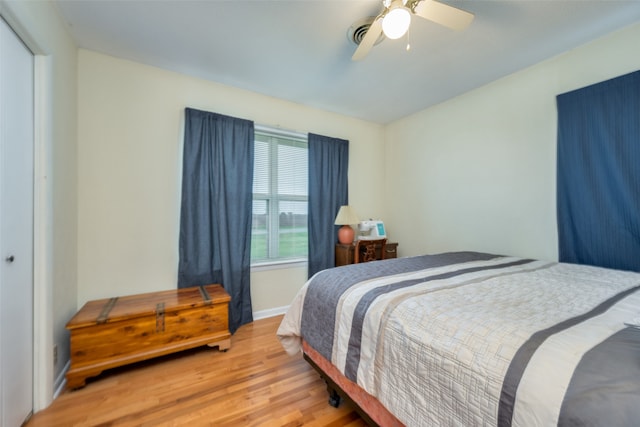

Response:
(53, 360), (69, 399)
(253, 305), (289, 320)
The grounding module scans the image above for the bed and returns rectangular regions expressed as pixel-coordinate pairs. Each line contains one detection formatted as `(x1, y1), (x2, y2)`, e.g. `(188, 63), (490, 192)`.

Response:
(277, 252), (640, 426)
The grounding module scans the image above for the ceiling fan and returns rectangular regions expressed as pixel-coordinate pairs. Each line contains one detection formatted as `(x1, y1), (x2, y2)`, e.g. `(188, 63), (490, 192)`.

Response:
(352, 0), (474, 61)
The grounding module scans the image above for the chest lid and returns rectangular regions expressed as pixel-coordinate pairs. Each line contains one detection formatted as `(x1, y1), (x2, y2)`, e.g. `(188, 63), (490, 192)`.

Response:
(66, 284), (229, 329)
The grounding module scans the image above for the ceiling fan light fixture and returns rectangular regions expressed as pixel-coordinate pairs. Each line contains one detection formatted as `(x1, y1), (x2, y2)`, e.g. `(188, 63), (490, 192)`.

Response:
(382, 7), (411, 40)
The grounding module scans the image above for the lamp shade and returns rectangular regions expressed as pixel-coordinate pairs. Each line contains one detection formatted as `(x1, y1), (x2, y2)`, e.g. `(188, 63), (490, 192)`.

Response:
(382, 7), (411, 40)
(334, 205), (360, 225)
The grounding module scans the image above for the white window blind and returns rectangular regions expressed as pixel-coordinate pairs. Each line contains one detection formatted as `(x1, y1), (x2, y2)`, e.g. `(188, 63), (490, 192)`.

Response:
(251, 127), (308, 264)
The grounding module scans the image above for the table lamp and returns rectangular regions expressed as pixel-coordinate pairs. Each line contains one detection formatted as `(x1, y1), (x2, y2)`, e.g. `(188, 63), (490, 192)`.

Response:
(334, 205), (360, 244)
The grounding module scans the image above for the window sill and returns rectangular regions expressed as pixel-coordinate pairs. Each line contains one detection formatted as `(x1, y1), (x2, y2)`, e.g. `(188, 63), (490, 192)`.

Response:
(250, 259), (308, 273)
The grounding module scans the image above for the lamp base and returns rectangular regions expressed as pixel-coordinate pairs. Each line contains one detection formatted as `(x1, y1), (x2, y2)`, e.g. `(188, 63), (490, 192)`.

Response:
(337, 225), (355, 245)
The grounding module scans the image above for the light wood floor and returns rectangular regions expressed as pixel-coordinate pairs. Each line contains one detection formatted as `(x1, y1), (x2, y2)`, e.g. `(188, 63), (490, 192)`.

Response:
(26, 315), (366, 427)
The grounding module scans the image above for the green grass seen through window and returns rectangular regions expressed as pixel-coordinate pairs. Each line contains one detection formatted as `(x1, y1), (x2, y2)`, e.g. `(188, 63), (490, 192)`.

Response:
(251, 227), (307, 261)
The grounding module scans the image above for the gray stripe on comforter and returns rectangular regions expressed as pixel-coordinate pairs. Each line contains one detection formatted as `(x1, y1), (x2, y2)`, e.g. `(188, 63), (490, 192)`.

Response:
(498, 284), (640, 427)
(558, 327), (640, 427)
(301, 252), (500, 362)
(344, 258), (536, 382)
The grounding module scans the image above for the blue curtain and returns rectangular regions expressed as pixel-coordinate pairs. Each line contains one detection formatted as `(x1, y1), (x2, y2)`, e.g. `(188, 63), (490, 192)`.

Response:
(556, 71), (640, 272)
(178, 108), (254, 333)
(308, 133), (349, 278)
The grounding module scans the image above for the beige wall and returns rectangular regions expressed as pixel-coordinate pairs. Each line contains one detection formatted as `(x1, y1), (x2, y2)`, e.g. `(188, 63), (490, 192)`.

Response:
(385, 22), (640, 262)
(77, 49), (385, 312)
(0, 0), (78, 406)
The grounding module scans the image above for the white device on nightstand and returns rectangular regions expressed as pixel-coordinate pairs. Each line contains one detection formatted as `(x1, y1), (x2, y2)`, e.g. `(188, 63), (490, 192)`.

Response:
(358, 220), (386, 240)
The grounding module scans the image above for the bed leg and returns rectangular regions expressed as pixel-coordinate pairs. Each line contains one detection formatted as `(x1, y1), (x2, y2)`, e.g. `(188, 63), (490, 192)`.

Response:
(327, 384), (342, 408)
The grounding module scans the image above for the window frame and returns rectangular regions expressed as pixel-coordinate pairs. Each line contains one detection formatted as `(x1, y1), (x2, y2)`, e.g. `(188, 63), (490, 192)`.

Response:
(251, 125), (308, 268)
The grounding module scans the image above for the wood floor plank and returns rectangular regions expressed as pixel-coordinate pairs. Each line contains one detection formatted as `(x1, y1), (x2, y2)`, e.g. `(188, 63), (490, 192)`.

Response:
(26, 315), (367, 427)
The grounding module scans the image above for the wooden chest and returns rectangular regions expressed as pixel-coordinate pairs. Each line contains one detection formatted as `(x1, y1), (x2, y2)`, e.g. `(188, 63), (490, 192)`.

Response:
(65, 284), (231, 389)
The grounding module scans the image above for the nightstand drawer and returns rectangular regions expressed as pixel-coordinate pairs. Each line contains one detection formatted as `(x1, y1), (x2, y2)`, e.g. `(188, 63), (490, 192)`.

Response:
(385, 242), (398, 259)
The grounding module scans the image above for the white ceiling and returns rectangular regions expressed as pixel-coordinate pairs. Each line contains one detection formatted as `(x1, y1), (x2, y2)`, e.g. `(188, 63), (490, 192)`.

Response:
(53, 0), (640, 124)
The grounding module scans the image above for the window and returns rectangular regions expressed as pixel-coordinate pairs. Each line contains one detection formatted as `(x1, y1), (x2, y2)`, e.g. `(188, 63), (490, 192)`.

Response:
(251, 127), (308, 264)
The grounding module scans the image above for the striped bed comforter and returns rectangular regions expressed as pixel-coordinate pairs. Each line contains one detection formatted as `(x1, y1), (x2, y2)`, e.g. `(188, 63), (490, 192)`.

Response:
(277, 252), (640, 426)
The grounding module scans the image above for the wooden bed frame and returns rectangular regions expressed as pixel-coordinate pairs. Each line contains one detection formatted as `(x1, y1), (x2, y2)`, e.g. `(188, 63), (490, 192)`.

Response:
(302, 340), (404, 427)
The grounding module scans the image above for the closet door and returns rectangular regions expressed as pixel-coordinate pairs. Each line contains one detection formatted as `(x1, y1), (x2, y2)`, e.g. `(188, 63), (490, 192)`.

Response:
(0, 16), (35, 427)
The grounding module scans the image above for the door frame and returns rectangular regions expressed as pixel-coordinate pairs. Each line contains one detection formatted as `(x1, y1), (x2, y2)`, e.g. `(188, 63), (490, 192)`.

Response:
(33, 54), (55, 411)
(0, 7), (54, 411)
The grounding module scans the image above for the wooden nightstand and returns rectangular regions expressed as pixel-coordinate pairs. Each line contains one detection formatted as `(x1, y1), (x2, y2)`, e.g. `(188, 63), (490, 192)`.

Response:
(335, 241), (398, 267)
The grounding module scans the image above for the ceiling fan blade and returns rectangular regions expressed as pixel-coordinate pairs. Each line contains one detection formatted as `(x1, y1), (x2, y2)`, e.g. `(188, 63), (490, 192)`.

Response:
(352, 16), (383, 61)
(413, 0), (474, 31)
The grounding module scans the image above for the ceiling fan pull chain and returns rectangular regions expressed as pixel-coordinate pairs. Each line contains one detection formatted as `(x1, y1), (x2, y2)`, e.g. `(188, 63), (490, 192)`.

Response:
(406, 26), (411, 51)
